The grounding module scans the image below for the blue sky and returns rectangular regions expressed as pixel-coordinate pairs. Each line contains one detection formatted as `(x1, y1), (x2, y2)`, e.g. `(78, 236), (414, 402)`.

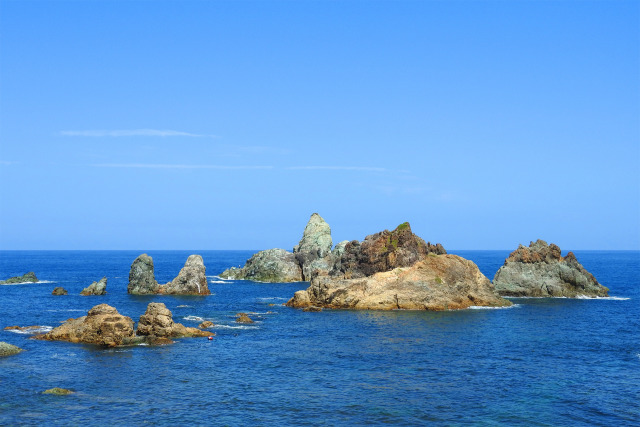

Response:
(0, 0), (638, 250)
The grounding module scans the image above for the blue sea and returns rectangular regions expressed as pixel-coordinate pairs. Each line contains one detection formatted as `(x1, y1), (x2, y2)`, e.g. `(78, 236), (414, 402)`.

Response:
(1, 250), (638, 426)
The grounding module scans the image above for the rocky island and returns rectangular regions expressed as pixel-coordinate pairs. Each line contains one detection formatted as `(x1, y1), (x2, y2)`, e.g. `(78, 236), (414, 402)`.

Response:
(80, 277), (107, 295)
(286, 221), (510, 310)
(0, 272), (38, 284)
(35, 303), (212, 347)
(493, 240), (609, 297)
(128, 254), (210, 295)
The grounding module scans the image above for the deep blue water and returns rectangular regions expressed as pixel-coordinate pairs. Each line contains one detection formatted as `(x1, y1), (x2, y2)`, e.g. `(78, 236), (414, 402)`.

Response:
(1, 250), (638, 426)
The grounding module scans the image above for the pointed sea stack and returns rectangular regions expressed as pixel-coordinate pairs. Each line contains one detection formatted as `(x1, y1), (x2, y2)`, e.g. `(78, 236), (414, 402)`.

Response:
(127, 254), (210, 295)
(493, 240), (609, 297)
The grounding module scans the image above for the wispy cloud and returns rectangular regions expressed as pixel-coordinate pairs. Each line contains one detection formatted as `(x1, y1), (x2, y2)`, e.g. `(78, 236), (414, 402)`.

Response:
(61, 129), (216, 138)
(286, 166), (389, 172)
(93, 163), (272, 170)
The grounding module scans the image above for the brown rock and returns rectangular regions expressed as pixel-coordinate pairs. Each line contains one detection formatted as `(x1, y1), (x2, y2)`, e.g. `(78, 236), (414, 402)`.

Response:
(199, 321), (214, 328)
(52, 287), (68, 295)
(136, 302), (213, 338)
(235, 313), (254, 323)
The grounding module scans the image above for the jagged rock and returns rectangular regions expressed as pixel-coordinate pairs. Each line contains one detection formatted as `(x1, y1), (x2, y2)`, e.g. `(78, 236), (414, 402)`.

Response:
(80, 277), (107, 295)
(0, 272), (38, 284)
(287, 255), (511, 310)
(293, 213), (334, 279)
(493, 240), (609, 297)
(235, 313), (254, 323)
(52, 287), (68, 295)
(220, 249), (302, 282)
(36, 304), (135, 347)
(127, 254), (159, 294)
(330, 222), (446, 280)
(160, 255), (209, 295)
(42, 388), (73, 395)
(0, 342), (23, 357)
(199, 321), (214, 328)
(128, 254), (210, 295)
(136, 302), (212, 338)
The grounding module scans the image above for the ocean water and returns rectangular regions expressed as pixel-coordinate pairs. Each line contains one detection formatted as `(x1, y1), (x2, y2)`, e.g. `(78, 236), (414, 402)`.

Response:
(0, 250), (638, 426)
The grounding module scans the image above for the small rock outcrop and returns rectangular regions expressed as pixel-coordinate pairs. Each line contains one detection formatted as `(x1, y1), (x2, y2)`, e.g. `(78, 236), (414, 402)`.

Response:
(128, 254), (159, 294)
(287, 254), (510, 310)
(80, 277), (107, 295)
(493, 240), (609, 297)
(330, 222), (446, 279)
(36, 304), (135, 347)
(136, 302), (212, 338)
(199, 321), (214, 328)
(52, 287), (68, 295)
(220, 249), (303, 282)
(0, 272), (38, 284)
(127, 254), (210, 295)
(235, 313), (254, 323)
(0, 342), (23, 357)
(42, 388), (74, 395)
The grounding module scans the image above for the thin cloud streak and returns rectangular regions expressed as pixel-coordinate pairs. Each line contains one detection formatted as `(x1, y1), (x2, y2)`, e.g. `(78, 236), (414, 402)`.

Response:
(287, 166), (388, 172)
(61, 129), (217, 138)
(93, 163), (273, 170)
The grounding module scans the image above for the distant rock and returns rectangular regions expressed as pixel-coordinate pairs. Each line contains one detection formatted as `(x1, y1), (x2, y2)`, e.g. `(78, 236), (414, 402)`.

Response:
(127, 254), (210, 295)
(235, 313), (254, 323)
(42, 388), (74, 395)
(493, 240), (609, 297)
(287, 254), (510, 310)
(136, 302), (212, 338)
(36, 304), (135, 347)
(80, 277), (107, 295)
(160, 255), (209, 295)
(0, 272), (38, 284)
(330, 222), (446, 279)
(4, 325), (45, 333)
(0, 342), (23, 357)
(221, 249), (303, 282)
(52, 287), (68, 295)
(127, 254), (159, 294)
(199, 321), (214, 329)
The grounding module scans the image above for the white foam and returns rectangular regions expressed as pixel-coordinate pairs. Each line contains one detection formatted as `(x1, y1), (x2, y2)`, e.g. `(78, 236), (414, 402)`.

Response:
(208, 275), (233, 281)
(213, 324), (258, 330)
(183, 315), (204, 321)
(256, 297), (288, 301)
(576, 295), (630, 300)
(469, 304), (520, 310)
(0, 280), (56, 286)
(6, 325), (53, 334)
(46, 309), (86, 312)
(209, 280), (228, 284)
(176, 305), (192, 308)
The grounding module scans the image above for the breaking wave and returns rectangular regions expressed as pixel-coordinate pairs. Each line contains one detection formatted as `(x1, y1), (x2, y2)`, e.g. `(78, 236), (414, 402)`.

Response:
(468, 304), (520, 310)
(6, 325), (53, 334)
(183, 315), (204, 322)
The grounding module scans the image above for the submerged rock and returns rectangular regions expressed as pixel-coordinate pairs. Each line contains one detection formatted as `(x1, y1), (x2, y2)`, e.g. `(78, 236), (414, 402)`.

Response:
(127, 254), (159, 294)
(199, 321), (214, 329)
(136, 302), (212, 338)
(36, 304), (135, 347)
(128, 254), (210, 295)
(0, 342), (23, 357)
(493, 240), (609, 297)
(42, 388), (74, 395)
(52, 287), (68, 295)
(80, 277), (107, 295)
(0, 272), (38, 284)
(287, 254), (510, 310)
(220, 249), (303, 282)
(235, 313), (254, 323)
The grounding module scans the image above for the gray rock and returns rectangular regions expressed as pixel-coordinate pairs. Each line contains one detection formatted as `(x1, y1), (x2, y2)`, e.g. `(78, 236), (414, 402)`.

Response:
(493, 240), (609, 297)
(0, 342), (23, 357)
(221, 249), (303, 282)
(294, 213), (334, 280)
(0, 272), (38, 284)
(52, 287), (68, 295)
(160, 255), (210, 295)
(127, 254), (159, 294)
(80, 277), (107, 295)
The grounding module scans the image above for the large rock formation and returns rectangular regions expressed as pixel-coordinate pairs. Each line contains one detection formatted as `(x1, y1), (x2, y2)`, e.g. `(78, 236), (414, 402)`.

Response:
(80, 277), (107, 295)
(330, 222), (446, 280)
(0, 342), (23, 357)
(36, 304), (136, 347)
(287, 254), (510, 310)
(493, 240), (609, 297)
(136, 302), (212, 338)
(160, 255), (209, 295)
(220, 249), (303, 282)
(293, 213), (333, 280)
(128, 254), (159, 294)
(0, 272), (38, 284)
(127, 254), (210, 295)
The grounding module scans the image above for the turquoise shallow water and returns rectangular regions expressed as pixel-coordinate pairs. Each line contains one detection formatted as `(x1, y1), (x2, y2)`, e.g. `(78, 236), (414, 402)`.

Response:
(1, 250), (639, 426)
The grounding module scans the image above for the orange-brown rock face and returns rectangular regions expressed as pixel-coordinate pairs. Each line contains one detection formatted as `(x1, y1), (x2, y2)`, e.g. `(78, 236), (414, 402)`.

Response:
(136, 302), (212, 338)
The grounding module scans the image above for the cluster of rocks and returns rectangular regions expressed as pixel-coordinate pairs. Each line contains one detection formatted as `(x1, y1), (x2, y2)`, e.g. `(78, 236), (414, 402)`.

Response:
(0, 272), (38, 284)
(35, 303), (212, 347)
(493, 240), (609, 297)
(128, 254), (209, 295)
(50, 277), (108, 296)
